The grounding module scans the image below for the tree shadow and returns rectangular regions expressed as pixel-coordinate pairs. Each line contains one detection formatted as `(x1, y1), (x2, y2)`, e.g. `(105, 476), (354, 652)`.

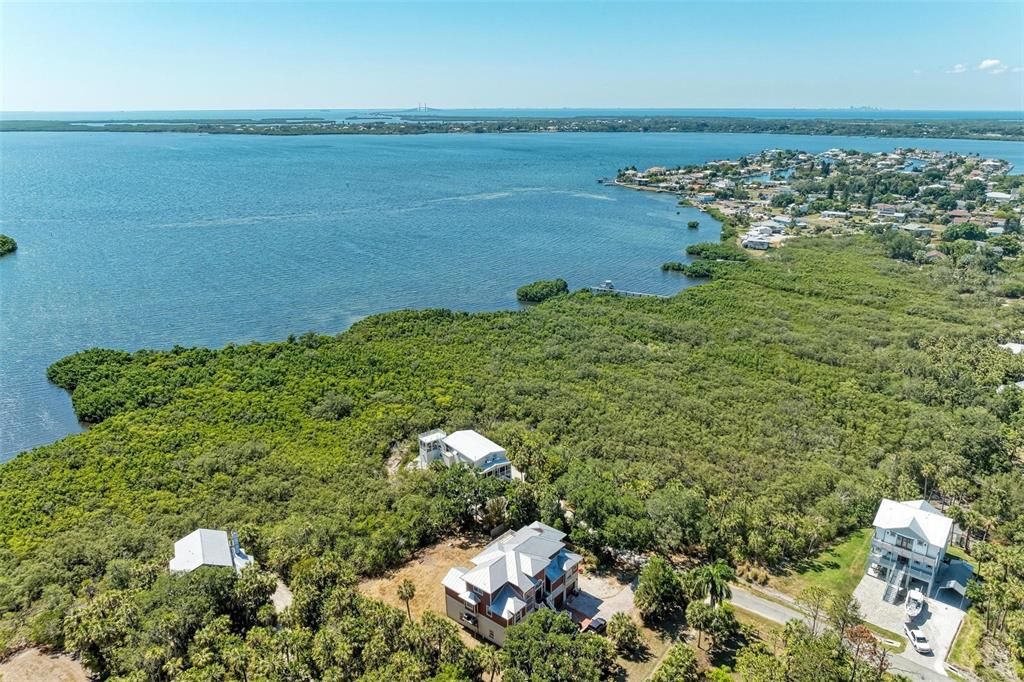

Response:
(789, 557), (842, 574)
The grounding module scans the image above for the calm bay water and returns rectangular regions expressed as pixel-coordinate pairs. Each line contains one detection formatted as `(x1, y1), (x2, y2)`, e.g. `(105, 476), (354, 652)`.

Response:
(2, 131), (1023, 460)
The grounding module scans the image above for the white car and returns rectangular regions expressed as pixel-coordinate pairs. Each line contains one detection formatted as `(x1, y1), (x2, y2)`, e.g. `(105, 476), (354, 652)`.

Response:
(904, 624), (932, 654)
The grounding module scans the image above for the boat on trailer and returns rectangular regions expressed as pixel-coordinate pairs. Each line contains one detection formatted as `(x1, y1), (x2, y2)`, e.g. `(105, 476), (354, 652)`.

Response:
(905, 589), (925, 618)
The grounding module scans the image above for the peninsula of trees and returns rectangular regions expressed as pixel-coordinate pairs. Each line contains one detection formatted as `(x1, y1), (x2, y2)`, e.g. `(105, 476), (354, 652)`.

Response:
(0, 234), (16, 257)
(3, 227), (1024, 678)
(3, 115), (1023, 141)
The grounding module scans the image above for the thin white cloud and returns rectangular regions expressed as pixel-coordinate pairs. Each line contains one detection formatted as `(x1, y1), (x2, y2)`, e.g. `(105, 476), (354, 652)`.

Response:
(978, 58), (1003, 71)
(948, 64), (967, 74)
(1012, 66), (1024, 73)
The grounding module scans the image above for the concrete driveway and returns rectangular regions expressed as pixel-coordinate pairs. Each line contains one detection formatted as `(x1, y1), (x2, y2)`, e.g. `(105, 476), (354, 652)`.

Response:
(569, 571), (636, 621)
(853, 576), (965, 678)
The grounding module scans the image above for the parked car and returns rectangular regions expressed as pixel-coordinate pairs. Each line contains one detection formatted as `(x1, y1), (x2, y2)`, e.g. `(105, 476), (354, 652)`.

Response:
(585, 617), (607, 635)
(904, 624), (932, 654)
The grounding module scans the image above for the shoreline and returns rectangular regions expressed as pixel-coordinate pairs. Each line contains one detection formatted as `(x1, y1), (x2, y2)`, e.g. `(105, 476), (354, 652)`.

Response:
(3, 115), (1023, 142)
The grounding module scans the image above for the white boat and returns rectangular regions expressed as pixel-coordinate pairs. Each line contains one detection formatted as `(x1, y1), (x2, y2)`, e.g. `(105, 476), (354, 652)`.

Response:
(905, 589), (925, 618)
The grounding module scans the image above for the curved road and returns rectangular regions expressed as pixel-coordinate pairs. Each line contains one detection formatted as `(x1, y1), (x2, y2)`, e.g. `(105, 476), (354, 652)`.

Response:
(730, 585), (948, 682)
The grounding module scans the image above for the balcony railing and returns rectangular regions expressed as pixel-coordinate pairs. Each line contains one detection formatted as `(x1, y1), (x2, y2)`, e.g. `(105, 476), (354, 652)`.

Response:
(871, 537), (939, 560)
(868, 553), (937, 583)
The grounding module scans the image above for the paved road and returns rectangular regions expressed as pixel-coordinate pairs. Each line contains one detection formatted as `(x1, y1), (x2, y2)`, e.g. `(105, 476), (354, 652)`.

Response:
(730, 585), (948, 682)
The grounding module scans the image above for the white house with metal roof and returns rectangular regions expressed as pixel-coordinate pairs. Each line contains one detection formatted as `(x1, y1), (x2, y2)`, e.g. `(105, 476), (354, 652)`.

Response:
(442, 521), (581, 645)
(866, 499), (953, 602)
(417, 429), (522, 480)
(169, 528), (254, 574)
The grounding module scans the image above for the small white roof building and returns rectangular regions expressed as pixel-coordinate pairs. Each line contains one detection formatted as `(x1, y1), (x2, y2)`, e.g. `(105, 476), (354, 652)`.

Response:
(443, 430), (506, 465)
(169, 528), (253, 574)
(872, 499), (952, 548)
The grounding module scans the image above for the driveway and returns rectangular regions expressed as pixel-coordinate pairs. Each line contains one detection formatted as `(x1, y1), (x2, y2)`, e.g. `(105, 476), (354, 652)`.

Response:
(732, 584), (947, 682)
(568, 571), (636, 622)
(853, 576), (964, 678)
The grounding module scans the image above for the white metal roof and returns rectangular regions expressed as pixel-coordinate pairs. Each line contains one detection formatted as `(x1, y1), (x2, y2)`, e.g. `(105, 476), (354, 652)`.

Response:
(872, 499), (953, 548)
(169, 528), (253, 573)
(460, 522), (570, 595)
(443, 430), (506, 463)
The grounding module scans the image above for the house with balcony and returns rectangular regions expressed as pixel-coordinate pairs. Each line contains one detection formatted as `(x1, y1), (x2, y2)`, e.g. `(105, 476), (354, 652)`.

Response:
(441, 521), (582, 646)
(866, 499), (953, 603)
(417, 428), (522, 480)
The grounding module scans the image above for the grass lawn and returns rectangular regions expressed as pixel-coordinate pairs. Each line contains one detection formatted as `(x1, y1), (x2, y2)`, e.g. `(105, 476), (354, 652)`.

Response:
(617, 622), (678, 682)
(947, 609), (984, 673)
(769, 528), (873, 598)
(734, 605), (783, 640)
(945, 544), (977, 566)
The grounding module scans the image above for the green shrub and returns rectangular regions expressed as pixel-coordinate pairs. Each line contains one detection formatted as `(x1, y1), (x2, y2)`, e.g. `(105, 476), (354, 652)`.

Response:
(309, 392), (354, 420)
(685, 242), (749, 261)
(0, 234), (16, 257)
(516, 278), (569, 303)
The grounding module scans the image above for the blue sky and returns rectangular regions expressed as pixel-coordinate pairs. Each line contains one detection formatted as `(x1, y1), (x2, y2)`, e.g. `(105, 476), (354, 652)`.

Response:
(2, 1), (1022, 112)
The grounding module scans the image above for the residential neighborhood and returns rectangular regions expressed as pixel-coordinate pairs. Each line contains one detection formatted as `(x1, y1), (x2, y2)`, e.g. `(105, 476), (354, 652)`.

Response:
(615, 148), (1022, 259)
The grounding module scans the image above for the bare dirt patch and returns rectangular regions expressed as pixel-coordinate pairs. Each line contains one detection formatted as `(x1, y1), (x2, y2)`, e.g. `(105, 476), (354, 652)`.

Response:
(359, 535), (490, 645)
(0, 648), (89, 682)
(385, 441), (411, 478)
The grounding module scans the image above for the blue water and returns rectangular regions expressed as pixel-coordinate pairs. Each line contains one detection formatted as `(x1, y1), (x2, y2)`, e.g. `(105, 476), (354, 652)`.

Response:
(3, 108), (1021, 122)
(2, 132), (1024, 460)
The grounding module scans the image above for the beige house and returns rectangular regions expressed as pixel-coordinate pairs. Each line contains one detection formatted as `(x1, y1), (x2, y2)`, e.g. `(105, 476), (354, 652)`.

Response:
(441, 522), (581, 645)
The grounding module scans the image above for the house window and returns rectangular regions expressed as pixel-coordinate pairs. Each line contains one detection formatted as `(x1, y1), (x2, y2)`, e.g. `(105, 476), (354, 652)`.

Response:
(896, 535), (914, 551)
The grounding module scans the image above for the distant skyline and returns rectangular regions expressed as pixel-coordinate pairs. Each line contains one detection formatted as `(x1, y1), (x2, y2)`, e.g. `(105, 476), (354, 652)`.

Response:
(2, 1), (1023, 113)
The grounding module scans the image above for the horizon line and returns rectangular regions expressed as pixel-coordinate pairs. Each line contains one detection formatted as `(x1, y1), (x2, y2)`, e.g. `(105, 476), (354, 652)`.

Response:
(3, 106), (1023, 115)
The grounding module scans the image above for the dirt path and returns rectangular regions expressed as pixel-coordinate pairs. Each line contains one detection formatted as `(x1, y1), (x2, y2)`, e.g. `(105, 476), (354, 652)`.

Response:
(0, 648), (89, 682)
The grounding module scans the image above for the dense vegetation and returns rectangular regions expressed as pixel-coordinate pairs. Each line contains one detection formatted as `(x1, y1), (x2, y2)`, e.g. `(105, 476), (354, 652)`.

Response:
(4, 235), (1024, 677)
(516, 278), (569, 303)
(0, 234), (16, 257)
(3, 116), (1023, 140)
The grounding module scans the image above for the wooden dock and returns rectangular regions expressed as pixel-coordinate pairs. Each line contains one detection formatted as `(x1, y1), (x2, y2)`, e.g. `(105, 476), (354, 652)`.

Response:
(588, 282), (668, 299)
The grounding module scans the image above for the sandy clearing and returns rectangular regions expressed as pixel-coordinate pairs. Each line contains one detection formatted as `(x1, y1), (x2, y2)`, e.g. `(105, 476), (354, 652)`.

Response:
(0, 648), (89, 682)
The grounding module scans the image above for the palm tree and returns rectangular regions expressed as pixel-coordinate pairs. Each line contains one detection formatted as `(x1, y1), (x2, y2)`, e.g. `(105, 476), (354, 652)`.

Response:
(696, 560), (734, 607)
(478, 644), (502, 682)
(397, 578), (416, 620)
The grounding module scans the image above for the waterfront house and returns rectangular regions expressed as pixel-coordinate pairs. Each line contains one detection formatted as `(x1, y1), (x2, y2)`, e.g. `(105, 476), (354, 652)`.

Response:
(866, 499), (952, 602)
(169, 528), (254, 574)
(418, 429), (522, 480)
(442, 522), (582, 646)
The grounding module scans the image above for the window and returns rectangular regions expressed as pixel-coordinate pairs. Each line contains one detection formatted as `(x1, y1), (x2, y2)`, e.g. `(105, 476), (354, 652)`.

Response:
(896, 535), (914, 551)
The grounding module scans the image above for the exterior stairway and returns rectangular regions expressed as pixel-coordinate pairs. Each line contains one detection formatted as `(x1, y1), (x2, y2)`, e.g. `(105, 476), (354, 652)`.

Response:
(884, 566), (907, 604)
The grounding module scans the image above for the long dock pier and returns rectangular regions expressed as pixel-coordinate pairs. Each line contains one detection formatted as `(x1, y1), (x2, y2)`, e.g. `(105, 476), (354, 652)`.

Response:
(588, 281), (669, 299)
